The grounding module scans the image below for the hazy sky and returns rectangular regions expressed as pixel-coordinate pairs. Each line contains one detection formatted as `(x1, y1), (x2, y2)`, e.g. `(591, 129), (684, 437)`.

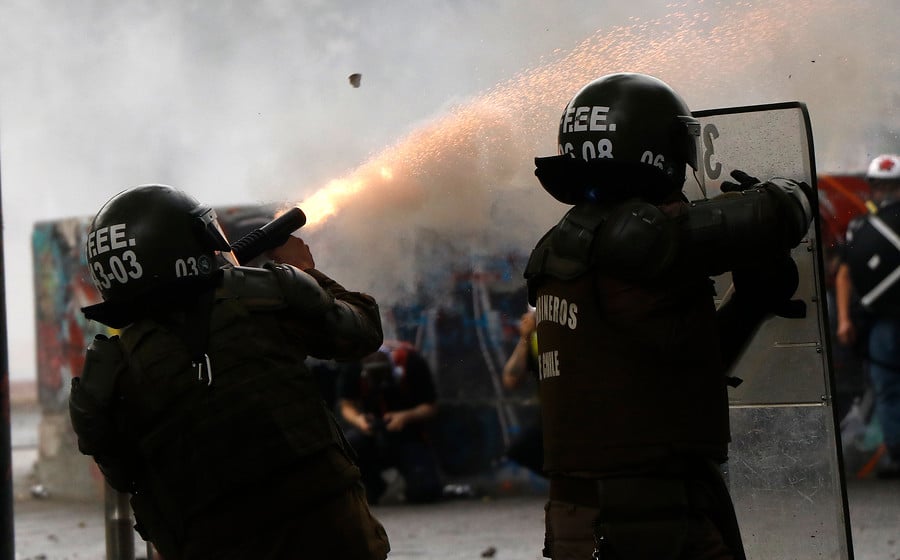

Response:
(1, 0), (897, 380)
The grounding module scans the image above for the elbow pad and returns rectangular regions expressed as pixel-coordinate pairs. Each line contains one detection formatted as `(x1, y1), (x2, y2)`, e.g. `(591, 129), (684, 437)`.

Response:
(262, 264), (378, 345)
(761, 177), (814, 245)
(220, 265), (378, 346)
(219, 264), (333, 316)
(683, 180), (812, 275)
(268, 263), (334, 316)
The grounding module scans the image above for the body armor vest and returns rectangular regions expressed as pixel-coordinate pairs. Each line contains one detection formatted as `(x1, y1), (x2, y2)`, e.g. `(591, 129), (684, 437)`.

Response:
(526, 202), (730, 475)
(118, 297), (354, 545)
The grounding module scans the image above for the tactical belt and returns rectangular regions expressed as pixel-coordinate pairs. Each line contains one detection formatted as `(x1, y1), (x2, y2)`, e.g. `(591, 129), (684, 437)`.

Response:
(548, 460), (746, 560)
(550, 475), (692, 516)
(548, 456), (717, 513)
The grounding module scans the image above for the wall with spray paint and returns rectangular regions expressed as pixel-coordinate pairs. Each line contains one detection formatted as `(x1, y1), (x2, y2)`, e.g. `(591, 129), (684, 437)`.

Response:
(32, 219), (109, 414)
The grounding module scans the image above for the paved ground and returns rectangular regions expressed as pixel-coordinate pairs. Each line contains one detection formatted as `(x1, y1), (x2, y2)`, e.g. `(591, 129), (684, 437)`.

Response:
(8, 401), (900, 560)
(9, 478), (900, 560)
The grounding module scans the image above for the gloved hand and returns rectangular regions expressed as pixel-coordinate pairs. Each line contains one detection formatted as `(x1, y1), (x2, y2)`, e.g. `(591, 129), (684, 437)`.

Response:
(720, 169), (762, 193)
(732, 252), (806, 319)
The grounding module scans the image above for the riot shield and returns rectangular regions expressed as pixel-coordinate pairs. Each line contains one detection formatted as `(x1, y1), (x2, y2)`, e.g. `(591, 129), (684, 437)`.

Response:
(683, 103), (853, 559)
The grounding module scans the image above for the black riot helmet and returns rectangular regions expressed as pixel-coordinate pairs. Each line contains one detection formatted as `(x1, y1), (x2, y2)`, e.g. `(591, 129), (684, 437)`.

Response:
(82, 184), (232, 326)
(535, 73), (700, 205)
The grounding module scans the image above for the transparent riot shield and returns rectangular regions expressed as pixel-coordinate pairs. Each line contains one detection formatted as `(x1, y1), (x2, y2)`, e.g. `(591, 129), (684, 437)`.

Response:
(683, 103), (854, 560)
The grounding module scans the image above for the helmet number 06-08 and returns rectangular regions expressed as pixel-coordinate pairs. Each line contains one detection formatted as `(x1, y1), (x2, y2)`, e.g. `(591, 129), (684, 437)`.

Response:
(641, 151), (666, 170)
(562, 139), (614, 160)
(91, 250), (144, 289)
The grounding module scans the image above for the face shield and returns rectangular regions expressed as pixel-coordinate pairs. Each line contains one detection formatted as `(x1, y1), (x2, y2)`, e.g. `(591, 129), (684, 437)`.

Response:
(676, 115), (701, 172)
(193, 206), (238, 266)
(675, 115), (702, 196)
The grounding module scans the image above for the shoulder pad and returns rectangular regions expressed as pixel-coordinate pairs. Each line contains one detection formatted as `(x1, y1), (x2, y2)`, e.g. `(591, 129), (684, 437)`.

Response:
(525, 204), (611, 303)
(532, 204), (611, 279)
(524, 229), (553, 281)
(593, 200), (678, 280)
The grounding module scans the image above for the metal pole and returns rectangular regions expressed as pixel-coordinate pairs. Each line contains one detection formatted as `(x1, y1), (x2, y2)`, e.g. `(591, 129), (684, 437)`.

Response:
(0, 142), (15, 560)
(104, 482), (135, 560)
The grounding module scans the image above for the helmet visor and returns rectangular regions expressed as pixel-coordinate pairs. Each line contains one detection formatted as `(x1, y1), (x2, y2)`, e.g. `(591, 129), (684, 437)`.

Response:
(193, 206), (238, 265)
(675, 115), (701, 171)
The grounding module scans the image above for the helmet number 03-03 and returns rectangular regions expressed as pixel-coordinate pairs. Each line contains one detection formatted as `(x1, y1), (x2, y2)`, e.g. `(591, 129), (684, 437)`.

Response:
(174, 256), (212, 278)
(87, 223), (144, 290)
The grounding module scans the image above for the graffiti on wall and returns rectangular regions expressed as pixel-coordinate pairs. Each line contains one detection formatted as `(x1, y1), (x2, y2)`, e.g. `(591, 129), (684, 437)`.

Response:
(32, 218), (107, 412)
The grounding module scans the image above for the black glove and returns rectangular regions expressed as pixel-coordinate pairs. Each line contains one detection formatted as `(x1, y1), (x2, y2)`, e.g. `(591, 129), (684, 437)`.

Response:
(731, 253), (806, 319)
(720, 169), (762, 193)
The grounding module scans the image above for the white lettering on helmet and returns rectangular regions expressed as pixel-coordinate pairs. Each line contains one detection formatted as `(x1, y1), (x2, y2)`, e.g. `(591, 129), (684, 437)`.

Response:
(563, 106), (617, 133)
(87, 223), (137, 258)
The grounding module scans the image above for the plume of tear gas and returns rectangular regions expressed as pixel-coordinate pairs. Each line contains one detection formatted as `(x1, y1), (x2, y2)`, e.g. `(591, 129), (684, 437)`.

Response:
(300, 0), (899, 305)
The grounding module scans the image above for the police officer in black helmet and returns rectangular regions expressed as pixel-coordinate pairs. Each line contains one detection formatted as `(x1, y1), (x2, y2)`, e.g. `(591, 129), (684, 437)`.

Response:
(70, 185), (390, 559)
(525, 73), (814, 559)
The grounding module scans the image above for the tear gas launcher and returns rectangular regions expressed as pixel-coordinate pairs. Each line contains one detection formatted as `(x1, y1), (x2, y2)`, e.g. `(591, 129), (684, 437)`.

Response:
(229, 207), (307, 265)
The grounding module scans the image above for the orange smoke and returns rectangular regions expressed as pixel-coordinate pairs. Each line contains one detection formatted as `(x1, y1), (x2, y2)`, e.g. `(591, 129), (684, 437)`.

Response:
(295, 0), (827, 229)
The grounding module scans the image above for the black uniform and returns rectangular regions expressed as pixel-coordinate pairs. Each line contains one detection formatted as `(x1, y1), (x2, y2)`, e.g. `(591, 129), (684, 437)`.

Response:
(526, 184), (810, 559)
(70, 266), (390, 560)
(525, 71), (812, 560)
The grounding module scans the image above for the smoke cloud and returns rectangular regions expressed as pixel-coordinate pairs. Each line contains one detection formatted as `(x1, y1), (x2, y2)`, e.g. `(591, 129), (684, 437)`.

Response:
(0, 0), (897, 379)
(298, 0), (900, 305)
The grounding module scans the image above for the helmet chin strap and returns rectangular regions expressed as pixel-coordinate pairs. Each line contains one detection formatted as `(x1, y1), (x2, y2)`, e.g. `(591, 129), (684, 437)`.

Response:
(692, 168), (707, 200)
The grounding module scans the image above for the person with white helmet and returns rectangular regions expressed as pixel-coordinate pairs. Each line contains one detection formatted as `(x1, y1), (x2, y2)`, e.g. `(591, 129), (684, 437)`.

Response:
(835, 154), (900, 478)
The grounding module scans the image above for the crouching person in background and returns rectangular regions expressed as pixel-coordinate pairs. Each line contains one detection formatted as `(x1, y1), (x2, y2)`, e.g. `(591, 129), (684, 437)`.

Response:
(338, 341), (444, 505)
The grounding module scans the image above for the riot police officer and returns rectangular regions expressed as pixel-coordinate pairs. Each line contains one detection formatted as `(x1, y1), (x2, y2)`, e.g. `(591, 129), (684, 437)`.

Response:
(838, 154), (900, 478)
(69, 185), (390, 559)
(524, 73), (813, 559)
